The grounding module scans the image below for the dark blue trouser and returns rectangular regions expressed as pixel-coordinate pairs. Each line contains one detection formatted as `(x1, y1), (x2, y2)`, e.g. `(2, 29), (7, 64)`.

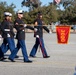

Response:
(9, 40), (29, 61)
(1, 38), (15, 53)
(0, 47), (4, 58)
(30, 37), (48, 57)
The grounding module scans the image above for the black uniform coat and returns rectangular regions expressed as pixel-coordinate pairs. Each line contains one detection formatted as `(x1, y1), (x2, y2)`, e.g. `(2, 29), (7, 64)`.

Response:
(34, 18), (50, 38)
(0, 23), (2, 36)
(14, 18), (34, 40)
(1, 19), (14, 38)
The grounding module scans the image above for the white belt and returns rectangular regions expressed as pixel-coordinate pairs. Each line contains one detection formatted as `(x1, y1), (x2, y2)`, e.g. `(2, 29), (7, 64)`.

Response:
(4, 29), (10, 31)
(22, 30), (24, 31)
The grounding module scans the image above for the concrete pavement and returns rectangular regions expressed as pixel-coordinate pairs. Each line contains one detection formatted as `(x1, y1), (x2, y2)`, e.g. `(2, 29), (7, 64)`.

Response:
(0, 33), (76, 75)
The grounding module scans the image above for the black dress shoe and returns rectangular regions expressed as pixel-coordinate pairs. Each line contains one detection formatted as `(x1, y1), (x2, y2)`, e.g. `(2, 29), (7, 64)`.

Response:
(29, 55), (36, 58)
(43, 56), (50, 58)
(24, 60), (32, 63)
(15, 55), (19, 58)
(8, 58), (15, 62)
(0, 57), (7, 61)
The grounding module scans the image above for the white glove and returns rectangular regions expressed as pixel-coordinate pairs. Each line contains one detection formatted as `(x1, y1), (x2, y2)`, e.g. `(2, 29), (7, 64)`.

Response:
(0, 35), (2, 41)
(0, 38), (2, 41)
(0, 35), (2, 38)
(24, 24), (27, 27)
(49, 31), (52, 34)
(34, 28), (38, 32)
(7, 34), (10, 37)
(36, 35), (39, 38)
(14, 33), (16, 38)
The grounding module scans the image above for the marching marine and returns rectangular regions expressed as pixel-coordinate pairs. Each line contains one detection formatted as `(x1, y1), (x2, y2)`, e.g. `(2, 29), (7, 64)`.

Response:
(9, 10), (33, 63)
(29, 12), (52, 58)
(0, 12), (17, 60)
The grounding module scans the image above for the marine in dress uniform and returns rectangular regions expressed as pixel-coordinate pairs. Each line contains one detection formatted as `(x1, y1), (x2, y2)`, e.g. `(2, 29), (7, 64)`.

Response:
(0, 23), (4, 60)
(29, 12), (51, 58)
(0, 12), (17, 60)
(9, 10), (33, 62)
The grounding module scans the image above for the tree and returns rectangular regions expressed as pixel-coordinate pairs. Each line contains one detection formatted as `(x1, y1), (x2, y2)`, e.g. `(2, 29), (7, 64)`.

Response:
(0, 1), (16, 22)
(23, 3), (59, 24)
(59, 5), (76, 24)
(21, 0), (41, 11)
(60, 0), (76, 9)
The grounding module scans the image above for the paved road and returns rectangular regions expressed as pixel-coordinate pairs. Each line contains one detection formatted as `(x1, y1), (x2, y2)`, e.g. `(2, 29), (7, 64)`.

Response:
(0, 33), (76, 75)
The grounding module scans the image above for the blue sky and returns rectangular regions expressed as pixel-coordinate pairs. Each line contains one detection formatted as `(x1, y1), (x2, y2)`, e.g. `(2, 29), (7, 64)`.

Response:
(0, 0), (53, 11)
